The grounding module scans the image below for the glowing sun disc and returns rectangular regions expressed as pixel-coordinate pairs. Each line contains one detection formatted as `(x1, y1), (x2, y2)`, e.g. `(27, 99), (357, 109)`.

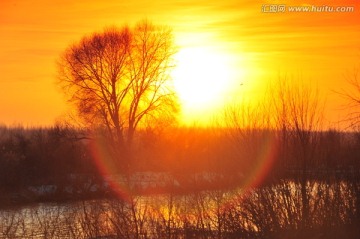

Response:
(172, 47), (234, 113)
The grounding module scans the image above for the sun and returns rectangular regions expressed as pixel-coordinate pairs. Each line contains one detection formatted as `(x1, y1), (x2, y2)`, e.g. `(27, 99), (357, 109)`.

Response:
(172, 47), (237, 124)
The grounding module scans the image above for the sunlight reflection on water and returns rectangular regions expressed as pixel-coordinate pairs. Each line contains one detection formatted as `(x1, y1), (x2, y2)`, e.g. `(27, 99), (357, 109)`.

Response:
(1, 179), (358, 238)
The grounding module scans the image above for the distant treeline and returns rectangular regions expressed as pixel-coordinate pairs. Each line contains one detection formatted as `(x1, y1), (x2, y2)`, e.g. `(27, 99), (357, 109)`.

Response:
(0, 126), (97, 198)
(0, 125), (360, 201)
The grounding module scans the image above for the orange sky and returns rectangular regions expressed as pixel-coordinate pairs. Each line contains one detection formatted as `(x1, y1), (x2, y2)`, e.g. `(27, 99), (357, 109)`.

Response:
(0, 0), (359, 127)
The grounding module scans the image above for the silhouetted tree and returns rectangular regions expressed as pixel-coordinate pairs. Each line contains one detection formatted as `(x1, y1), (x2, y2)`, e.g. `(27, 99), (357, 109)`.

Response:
(337, 69), (360, 129)
(57, 20), (178, 159)
(271, 77), (324, 229)
(223, 99), (273, 175)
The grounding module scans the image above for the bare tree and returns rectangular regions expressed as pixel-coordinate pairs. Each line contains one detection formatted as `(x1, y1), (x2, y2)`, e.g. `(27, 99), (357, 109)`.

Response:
(336, 69), (360, 129)
(271, 77), (324, 229)
(223, 99), (273, 176)
(57, 20), (178, 156)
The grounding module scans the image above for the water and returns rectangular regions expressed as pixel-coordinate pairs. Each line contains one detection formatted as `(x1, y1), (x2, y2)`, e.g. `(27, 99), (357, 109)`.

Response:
(1, 179), (359, 238)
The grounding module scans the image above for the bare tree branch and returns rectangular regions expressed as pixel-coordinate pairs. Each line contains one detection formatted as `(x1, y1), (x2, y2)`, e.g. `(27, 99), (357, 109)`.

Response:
(57, 20), (178, 162)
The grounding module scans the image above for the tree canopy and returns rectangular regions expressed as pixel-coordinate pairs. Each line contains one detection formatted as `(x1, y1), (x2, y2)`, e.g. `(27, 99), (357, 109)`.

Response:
(57, 20), (178, 149)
